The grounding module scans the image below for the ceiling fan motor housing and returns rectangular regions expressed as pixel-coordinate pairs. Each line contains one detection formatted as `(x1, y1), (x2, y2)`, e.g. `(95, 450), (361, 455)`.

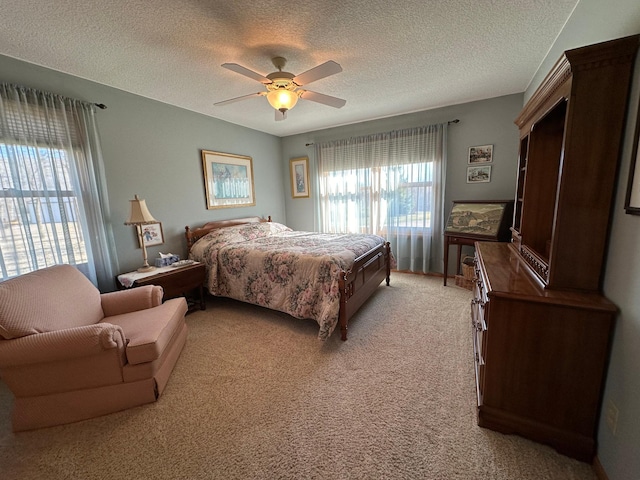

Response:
(266, 71), (297, 91)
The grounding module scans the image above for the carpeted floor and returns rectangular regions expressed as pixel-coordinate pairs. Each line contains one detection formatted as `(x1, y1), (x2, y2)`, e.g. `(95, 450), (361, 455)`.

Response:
(0, 272), (596, 479)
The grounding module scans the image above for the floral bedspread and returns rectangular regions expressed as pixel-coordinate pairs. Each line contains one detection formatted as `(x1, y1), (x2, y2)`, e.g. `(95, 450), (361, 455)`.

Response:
(189, 222), (388, 340)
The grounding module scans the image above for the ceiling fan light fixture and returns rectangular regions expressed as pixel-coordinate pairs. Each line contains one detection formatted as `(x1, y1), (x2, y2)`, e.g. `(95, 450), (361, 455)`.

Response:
(266, 89), (299, 112)
(218, 57), (345, 120)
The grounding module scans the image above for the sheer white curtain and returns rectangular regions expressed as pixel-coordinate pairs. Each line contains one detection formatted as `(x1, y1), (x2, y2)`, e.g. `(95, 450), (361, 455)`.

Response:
(315, 124), (447, 273)
(0, 83), (117, 290)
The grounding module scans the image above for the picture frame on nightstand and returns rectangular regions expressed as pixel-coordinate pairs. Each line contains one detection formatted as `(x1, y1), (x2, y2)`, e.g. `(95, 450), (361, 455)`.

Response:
(138, 222), (164, 247)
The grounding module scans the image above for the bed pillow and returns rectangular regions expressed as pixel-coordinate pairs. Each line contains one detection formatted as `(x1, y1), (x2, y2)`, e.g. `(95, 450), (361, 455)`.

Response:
(190, 222), (292, 259)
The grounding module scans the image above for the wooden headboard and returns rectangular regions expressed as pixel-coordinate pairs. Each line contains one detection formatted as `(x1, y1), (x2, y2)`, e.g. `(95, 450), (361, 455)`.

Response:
(185, 215), (272, 250)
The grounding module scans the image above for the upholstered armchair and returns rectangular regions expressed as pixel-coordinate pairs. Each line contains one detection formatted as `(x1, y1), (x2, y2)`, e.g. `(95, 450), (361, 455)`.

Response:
(0, 264), (188, 431)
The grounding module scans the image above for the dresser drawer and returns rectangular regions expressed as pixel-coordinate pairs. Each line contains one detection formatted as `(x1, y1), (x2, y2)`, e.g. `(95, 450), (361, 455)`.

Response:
(472, 295), (487, 365)
(471, 252), (488, 405)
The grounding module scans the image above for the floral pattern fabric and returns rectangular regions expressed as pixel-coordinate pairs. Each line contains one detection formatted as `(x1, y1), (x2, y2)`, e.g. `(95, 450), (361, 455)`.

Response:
(189, 222), (388, 340)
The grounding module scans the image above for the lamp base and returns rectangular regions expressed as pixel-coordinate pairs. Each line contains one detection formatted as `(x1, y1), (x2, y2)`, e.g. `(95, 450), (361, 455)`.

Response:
(137, 265), (156, 273)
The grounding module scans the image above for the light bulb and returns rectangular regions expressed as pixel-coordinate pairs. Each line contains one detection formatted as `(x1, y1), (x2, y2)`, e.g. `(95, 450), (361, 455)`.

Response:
(267, 89), (299, 112)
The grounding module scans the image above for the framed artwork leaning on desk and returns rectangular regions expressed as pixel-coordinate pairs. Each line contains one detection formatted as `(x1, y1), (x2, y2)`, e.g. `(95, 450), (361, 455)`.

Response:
(443, 200), (514, 286)
(445, 200), (513, 239)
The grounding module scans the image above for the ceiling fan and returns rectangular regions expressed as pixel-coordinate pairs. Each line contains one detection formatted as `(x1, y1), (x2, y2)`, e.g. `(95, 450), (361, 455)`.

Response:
(214, 56), (346, 121)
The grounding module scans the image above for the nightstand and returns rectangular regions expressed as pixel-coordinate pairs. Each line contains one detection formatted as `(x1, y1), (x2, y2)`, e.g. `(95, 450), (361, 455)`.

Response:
(116, 262), (207, 313)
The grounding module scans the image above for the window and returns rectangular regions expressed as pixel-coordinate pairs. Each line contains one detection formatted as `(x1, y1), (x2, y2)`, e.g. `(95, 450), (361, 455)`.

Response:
(0, 144), (89, 279)
(315, 124), (447, 274)
(321, 163), (433, 234)
(385, 163), (433, 232)
(0, 84), (116, 289)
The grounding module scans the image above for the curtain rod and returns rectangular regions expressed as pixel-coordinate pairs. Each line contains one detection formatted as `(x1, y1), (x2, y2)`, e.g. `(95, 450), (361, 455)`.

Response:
(94, 103), (107, 110)
(305, 119), (459, 146)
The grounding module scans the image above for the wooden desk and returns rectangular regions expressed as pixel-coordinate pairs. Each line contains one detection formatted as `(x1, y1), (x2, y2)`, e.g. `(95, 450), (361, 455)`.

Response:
(443, 200), (514, 286)
(443, 233), (478, 286)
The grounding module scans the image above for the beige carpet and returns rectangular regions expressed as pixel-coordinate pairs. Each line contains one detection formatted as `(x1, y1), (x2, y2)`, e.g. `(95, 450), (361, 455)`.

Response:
(0, 273), (596, 479)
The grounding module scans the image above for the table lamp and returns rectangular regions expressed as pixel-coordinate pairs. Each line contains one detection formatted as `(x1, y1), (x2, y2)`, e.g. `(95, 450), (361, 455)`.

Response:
(124, 194), (158, 272)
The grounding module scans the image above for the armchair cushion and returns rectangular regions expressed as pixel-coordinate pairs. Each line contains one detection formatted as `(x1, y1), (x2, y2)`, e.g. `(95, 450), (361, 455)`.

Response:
(0, 265), (103, 340)
(102, 298), (187, 365)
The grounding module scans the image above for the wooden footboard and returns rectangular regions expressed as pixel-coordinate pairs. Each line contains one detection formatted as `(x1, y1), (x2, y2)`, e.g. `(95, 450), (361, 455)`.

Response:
(337, 242), (391, 341)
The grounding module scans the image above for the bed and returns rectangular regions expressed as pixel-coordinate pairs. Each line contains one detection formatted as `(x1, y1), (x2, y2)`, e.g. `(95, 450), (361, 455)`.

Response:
(185, 216), (392, 341)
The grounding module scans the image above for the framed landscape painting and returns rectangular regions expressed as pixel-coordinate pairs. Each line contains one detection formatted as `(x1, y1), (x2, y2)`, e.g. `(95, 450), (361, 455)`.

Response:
(467, 165), (492, 183)
(468, 145), (493, 164)
(445, 200), (514, 240)
(201, 150), (256, 209)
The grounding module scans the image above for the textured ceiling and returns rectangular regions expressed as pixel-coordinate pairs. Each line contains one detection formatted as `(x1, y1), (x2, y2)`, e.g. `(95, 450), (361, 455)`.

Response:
(1, 0), (579, 137)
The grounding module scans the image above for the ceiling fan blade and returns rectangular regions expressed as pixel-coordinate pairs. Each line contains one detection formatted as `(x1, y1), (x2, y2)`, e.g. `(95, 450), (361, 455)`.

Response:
(275, 110), (287, 121)
(221, 63), (272, 84)
(299, 90), (346, 108)
(293, 60), (342, 86)
(214, 92), (265, 106)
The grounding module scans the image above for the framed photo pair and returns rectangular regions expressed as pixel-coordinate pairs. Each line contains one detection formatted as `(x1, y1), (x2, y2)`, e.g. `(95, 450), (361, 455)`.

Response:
(467, 144), (493, 183)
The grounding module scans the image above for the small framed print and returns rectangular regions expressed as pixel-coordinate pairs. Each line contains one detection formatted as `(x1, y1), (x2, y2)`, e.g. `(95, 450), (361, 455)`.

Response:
(290, 157), (310, 198)
(139, 222), (164, 247)
(468, 144), (493, 164)
(467, 165), (492, 183)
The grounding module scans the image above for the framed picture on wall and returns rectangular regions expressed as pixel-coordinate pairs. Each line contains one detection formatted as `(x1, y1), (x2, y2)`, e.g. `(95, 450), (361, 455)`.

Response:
(290, 157), (310, 198)
(201, 150), (256, 209)
(468, 144), (493, 164)
(624, 99), (640, 215)
(138, 222), (164, 247)
(467, 165), (492, 183)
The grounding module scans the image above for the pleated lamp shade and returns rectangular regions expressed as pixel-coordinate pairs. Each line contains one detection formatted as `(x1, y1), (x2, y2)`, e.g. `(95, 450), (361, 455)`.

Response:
(124, 195), (157, 225)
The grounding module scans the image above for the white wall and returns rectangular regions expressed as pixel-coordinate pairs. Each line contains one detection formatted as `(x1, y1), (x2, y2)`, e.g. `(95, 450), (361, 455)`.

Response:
(524, 1), (640, 478)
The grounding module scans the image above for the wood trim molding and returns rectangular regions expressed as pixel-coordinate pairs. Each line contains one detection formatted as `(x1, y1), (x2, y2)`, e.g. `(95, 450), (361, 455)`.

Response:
(515, 34), (640, 132)
(515, 55), (571, 129)
(592, 456), (610, 480)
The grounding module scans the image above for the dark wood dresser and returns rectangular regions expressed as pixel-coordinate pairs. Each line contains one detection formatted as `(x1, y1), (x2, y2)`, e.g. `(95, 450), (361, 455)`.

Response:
(471, 34), (639, 462)
(472, 242), (616, 461)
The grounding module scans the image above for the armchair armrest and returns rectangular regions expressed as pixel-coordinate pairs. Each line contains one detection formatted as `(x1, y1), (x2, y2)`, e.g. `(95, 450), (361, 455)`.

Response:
(101, 285), (163, 317)
(0, 323), (126, 367)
